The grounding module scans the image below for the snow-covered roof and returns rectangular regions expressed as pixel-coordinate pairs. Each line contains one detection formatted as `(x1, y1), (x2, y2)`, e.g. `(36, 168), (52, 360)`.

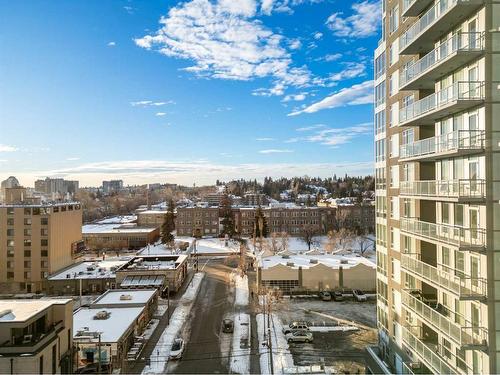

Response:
(120, 255), (188, 271)
(48, 260), (128, 280)
(259, 253), (375, 270)
(96, 215), (137, 224)
(137, 210), (167, 215)
(0, 299), (72, 323)
(73, 306), (144, 343)
(92, 289), (157, 306)
(82, 223), (157, 234)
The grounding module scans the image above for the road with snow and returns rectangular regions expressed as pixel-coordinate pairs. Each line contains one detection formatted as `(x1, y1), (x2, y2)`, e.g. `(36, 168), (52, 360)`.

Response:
(169, 259), (240, 374)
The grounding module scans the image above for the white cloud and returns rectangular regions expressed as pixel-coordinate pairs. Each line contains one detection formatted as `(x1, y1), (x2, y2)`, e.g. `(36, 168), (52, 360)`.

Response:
(304, 123), (372, 146)
(124, 5), (134, 14)
(282, 93), (307, 102)
(313, 32), (323, 40)
(130, 100), (175, 107)
(135, 0), (313, 96)
(259, 149), (293, 154)
(256, 137), (275, 141)
(288, 80), (373, 116)
(326, 0), (381, 38)
(289, 39), (302, 50)
(107, 41), (116, 47)
(156, 112), (167, 116)
(260, 0), (325, 15)
(0, 144), (18, 152)
(296, 124), (325, 131)
(66, 157), (80, 161)
(327, 62), (366, 84)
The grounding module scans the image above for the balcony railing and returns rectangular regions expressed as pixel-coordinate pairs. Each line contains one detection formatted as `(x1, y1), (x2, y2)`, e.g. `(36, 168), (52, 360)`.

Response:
(400, 130), (485, 160)
(402, 325), (458, 375)
(402, 290), (488, 349)
(399, 81), (485, 125)
(401, 254), (487, 300)
(400, 218), (486, 250)
(0, 320), (64, 354)
(400, 32), (484, 89)
(400, 179), (486, 201)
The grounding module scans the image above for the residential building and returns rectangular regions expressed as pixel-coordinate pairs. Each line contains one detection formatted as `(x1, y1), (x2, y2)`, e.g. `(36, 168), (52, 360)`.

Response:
(136, 210), (167, 227)
(368, 1), (500, 374)
(0, 193), (83, 293)
(34, 178), (79, 196)
(102, 180), (123, 194)
(0, 298), (74, 374)
(0, 176), (20, 202)
(176, 206), (220, 237)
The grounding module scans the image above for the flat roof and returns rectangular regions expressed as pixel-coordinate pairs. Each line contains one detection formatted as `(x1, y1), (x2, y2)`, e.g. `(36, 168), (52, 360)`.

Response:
(137, 210), (167, 215)
(95, 215), (137, 224)
(0, 299), (72, 323)
(73, 306), (144, 343)
(82, 223), (157, 235)
(259, 253), (376, 270)
(48, 259), (128, 280)
(92, 289), (157, 306)
(120, 255), (188, 271)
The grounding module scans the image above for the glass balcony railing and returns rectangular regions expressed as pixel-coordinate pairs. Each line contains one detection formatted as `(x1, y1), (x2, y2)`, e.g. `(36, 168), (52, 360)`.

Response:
(400, 179), (486, 201)
(400, 130), (485, 160)
(401, 254), (486, 299)
(399, 0), (471, 53)
(402, 326), (458, 375)
(402, 290), (488, 348)
(400, 218), (486, 250)
(399, 81), (485, 125)
(400, 32), (484, 88)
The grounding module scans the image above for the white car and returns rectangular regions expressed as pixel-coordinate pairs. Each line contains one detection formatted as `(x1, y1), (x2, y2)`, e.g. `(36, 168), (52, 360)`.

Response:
(285, 330), (314, 343)
(169, 338), (185, 359)
(353, 289), (367, 302)
(282, 321), (310, 335)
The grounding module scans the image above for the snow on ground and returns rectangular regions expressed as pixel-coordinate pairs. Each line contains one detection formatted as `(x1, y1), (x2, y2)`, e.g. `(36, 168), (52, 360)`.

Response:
(257, 313), (294, 375)
(193, 237), (241, 254)
(142, 273), (205, 375)
(143, 319), (160, 340)
(232, 272), (249, 307)
(309, 326), (359, 333)
(230, 312), (251, 374)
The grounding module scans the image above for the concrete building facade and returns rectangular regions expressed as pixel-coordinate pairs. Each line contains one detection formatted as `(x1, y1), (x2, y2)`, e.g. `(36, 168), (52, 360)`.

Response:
(0, 201), (83, 293)
(369, 1), (500, 374)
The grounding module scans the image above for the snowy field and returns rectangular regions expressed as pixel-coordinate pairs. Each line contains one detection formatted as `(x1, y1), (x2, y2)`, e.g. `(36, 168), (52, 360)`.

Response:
(138, 237), (241, 256)
(142, 273), (205, 375)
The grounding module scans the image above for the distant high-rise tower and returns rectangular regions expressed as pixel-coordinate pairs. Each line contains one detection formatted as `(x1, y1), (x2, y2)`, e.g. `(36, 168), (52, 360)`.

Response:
(367, 1), (500, 374)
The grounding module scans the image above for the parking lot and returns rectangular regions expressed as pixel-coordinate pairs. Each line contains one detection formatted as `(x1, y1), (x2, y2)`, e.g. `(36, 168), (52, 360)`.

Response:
(273, 295), (377, 373)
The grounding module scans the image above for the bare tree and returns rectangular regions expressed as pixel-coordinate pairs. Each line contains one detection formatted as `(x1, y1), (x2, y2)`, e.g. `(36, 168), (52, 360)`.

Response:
(356, 228), (374, 256)
(280, 232), (289, 253)
(270, 232), (281, 254)
(324, 230), (341, 254)
(338, 227), (354, 254)
(300, 224), (319, 251)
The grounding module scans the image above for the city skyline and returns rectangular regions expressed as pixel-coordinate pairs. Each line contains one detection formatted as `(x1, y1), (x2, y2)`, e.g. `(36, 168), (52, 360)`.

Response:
(0, 0), (380, 186)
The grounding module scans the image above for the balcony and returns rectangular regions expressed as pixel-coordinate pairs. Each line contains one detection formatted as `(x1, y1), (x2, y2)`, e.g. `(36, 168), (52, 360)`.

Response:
(400, 218), (486, 252)
(402, 0), (434, 17)
(399, 81), (485, 127)
(399, 0), (484, 55)
(402, 325), (460, 375)
(400, 32), (485, 90)
(402, 290), (488, 350)
(400, 179), (486, 203)
(401, 253), (486, 300)
(0, 320), (64, 355)
(399, 130), (485, 161)
(366, 346), (394, 375)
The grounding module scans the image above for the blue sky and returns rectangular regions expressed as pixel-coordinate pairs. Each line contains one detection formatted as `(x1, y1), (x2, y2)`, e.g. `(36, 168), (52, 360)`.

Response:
(0, 0), (380, 187)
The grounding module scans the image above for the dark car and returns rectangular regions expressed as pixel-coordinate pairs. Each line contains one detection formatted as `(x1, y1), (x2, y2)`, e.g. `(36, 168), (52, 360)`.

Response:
(222, 318), (234, 333)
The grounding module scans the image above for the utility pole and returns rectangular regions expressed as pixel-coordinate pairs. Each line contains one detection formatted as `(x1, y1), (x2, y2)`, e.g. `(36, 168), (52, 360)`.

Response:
(267, 295), (274, 375)
(167, 285), (170, 325)
(97, 333), (102, 375)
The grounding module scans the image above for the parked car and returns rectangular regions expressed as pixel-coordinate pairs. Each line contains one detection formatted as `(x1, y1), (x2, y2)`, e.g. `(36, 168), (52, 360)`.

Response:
(222, 318), (234, 333)
(282, 321), (310, 335)
(285, 330), (314, 343)
(333, 291), (344, 301)
(169, 338), (185, 359)
(319, 291), (332, 301)
(353, 289), (367, 302)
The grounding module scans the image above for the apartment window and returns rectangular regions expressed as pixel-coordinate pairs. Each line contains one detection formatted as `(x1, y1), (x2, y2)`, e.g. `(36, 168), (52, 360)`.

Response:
(7, 207), (14, 215)
(441, 203), (450, 224)
(455, 204), (464, 226)
(24, 250), (31, 257)
(7, 261), (14, 269)
(375, 110), (386, 135)
(24, 208), (31, 215)
(442, 247), (450, 269)
(24, 271), (31, 279)
(41, 217), (48, 225)
(24, 261), (31, 268)
(24, 218), (32, 225)
(7, 272), (14, 280)
(375, 81), (386, 107)
(7, 249), (14, 257)
(41, 239), (48, 246)
(24, 239), (32, 247)
(24, 228), (31, 236)
(442, 338), (452, 359)
(41, 260), (49, 268)
(7, 229), (14, 236)
(374, 53), (386, 79)
(389, 5), (399, 34)
(455, 252), (465, 278)
(376, 139), (386, 162)
(403, 199), (411, 217)
(7, 239), (14, 247)
(7, 218), (14, 226)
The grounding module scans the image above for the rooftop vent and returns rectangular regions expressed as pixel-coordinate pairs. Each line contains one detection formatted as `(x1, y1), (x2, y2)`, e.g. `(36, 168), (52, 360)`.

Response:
(86, 266), (96, 271)
(120, 294), (132, 301)
(340, 259), (348, 264)
(286, 262), (295, 267)
(93, 311), (110, 320)
(281, 255), (290, 259)
(310, 259), (318, 264)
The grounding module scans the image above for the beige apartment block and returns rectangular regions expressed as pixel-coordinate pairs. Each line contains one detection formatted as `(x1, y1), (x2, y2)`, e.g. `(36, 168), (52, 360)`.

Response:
(368, 1), (500, 374)
(0, 201), (83, 294)
(0, 298), (74, 374)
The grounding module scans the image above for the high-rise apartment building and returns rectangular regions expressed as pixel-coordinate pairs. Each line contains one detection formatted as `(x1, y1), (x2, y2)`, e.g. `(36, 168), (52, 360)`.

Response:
(0, 193), (83, 293)
(102, 180), (123, 194)
(34, 177), (79, 196)
(368, 1), (500, 374)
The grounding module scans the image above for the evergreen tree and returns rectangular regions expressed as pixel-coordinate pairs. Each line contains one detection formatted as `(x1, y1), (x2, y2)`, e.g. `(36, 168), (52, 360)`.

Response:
(161, 199), (175, 246)
(254, 206), (268, 238)
(220, 194), (235, 237)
